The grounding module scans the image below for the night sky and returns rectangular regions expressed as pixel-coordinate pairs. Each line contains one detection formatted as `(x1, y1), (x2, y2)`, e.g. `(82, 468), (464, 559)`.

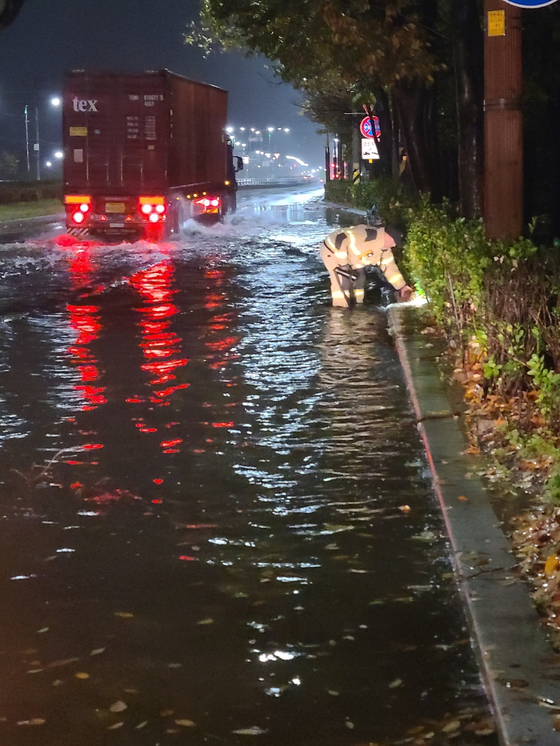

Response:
(0, 0), (325, 173)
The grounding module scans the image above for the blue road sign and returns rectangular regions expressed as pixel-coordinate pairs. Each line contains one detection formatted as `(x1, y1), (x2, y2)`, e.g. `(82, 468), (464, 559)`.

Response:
(503, 0), (557, 6)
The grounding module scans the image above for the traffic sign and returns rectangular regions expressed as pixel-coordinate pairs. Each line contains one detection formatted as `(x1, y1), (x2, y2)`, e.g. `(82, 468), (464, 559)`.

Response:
(361, 138), (379, 160)
(360, 116), (380, 139)
(502, 0), (557, 6)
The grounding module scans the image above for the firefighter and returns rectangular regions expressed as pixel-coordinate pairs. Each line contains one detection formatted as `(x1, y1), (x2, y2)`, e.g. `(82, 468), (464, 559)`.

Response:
(320, 208), (412, 307)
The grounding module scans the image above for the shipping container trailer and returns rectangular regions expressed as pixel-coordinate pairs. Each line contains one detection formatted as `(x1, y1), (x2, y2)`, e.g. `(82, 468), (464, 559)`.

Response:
(62, 69), (241, 240)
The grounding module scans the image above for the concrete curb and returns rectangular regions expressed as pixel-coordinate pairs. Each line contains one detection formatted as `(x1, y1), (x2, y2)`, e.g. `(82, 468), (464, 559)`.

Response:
(388, 305), (560, 746)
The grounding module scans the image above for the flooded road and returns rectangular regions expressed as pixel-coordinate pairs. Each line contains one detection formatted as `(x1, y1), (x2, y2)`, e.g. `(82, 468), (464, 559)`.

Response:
(0, 186), (496, 745)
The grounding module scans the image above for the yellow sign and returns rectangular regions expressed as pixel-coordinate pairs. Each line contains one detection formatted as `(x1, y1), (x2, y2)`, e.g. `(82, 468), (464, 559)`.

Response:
(488, 10), (505, 36)
(69, 126), (88, 137)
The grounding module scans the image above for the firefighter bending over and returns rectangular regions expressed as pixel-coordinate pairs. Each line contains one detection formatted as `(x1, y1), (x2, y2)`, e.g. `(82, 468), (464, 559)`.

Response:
(320, 209), (412, 307)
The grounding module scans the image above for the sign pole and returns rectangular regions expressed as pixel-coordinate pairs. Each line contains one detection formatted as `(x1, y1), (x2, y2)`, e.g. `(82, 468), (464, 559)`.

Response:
(483, 0), (523, 239)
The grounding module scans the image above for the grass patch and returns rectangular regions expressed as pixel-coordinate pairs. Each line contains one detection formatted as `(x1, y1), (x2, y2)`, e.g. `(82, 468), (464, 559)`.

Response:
(0, 199), (64, 221)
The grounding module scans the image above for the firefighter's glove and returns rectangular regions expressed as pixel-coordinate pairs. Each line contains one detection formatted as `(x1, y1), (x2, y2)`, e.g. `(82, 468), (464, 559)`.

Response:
(397, 285), (413, 302)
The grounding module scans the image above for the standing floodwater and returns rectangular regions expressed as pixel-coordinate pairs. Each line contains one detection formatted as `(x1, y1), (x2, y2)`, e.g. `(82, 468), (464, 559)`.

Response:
(0, 187), (496, 745)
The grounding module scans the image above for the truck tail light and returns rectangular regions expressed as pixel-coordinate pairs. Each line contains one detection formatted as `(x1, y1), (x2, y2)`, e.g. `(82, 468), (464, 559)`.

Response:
(72, 211), (85, 224)
(193, 196), (221, 214)
(139, 196), (166, 221)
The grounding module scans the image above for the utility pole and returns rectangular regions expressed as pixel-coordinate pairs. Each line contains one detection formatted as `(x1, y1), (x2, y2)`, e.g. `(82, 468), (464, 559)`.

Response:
(24, 104), (30, 177)
(35, 105), (40, 181)
(483, 0), (523, 240)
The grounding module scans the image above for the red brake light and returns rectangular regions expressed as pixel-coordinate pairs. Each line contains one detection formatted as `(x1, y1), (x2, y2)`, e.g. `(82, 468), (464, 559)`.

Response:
(141, 203), (152, 215)
(72, 211), (85, 224)
(79, 203), (90, 213)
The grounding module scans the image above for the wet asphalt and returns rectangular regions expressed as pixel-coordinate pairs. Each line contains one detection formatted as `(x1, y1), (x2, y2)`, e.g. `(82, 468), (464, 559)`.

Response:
(0, 187), (497, 745)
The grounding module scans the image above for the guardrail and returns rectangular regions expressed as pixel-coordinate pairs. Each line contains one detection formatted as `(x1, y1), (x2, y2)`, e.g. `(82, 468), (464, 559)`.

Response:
(237, 177), (320, 188)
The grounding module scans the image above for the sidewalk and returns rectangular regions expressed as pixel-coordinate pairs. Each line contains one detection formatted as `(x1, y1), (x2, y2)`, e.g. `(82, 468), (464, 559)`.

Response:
(389, 305), (560, 745)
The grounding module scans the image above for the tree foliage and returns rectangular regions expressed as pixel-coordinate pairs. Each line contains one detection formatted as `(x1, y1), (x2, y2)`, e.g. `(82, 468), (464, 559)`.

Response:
(0, 0), (25, 31)
(189, 0), (560, 228)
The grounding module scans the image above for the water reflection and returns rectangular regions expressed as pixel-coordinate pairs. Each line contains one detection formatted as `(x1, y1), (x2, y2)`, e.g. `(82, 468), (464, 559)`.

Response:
(0, 197), (497, 745)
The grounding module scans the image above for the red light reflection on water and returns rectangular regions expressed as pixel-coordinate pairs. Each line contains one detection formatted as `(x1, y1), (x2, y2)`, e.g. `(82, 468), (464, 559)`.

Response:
(66, 245), (107, 414)
(64, 244), (106, 462)
(130, 261), (190, 453)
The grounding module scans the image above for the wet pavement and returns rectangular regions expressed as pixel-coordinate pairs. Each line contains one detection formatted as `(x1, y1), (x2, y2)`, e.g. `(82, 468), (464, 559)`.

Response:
(0, 186), (497, 744)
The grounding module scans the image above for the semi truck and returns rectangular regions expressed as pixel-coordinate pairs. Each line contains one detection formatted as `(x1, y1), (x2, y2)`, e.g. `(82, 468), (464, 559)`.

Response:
(62, 69), (242, 241)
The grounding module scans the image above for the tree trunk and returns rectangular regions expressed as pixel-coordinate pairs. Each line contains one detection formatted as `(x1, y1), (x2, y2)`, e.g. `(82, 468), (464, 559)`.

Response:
(392, 79), (442, 199)
(452, 0), (484, 218)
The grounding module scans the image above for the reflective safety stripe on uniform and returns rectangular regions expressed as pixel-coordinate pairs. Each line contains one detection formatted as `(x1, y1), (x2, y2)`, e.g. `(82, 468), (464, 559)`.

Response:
(324, 236), (348, 261)
(379, 250), (405, 290)
(347, 230), (362, 257)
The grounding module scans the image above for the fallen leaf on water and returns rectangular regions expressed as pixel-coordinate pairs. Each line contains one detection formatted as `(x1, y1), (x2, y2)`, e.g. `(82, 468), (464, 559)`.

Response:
(17, 719), (45, 726)
(545, 554), (559, 575)
(504, 678), (528, 689)
(442, 720), (461, 734)
(327, 690), (340, 696)
(108, 722), (124, 730)
(474, 724), (496, 736)
(109, 701), (127, 713)
(47, 657), (80, 668)
(537, 696), (560, 710)
(37, 627), (49, 633)
(232, 727), (269, 735)
(345, 720), (354, 729)
(90, 647), (106, 656)
(398, 505), (411, 513)
(135, 721), (148, 729)
(388, 678), (402, 688)
(168, 663), (182, 669)
(411, 530), (438, 542)
(75, 672), (90, 680)
(160, 709), (175, 717)
(52, 679), (63, 687)
(458, 495), (468, 501)
(408, 726), (426, 736)
(175, 719), (196, 727)
(115, 612), (134, 619)
(196, 618), (214, 625)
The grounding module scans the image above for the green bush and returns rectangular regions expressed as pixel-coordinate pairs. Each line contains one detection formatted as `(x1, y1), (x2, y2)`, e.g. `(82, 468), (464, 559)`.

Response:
(0, 180), (62, 204)
(404, 197), (491, 340)
(324, 180), (353, 206)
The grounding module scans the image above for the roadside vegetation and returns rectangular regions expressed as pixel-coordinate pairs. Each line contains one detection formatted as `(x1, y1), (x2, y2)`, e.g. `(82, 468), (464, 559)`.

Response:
(0, 198), (63, 221)
(0, 180), (62, 220)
